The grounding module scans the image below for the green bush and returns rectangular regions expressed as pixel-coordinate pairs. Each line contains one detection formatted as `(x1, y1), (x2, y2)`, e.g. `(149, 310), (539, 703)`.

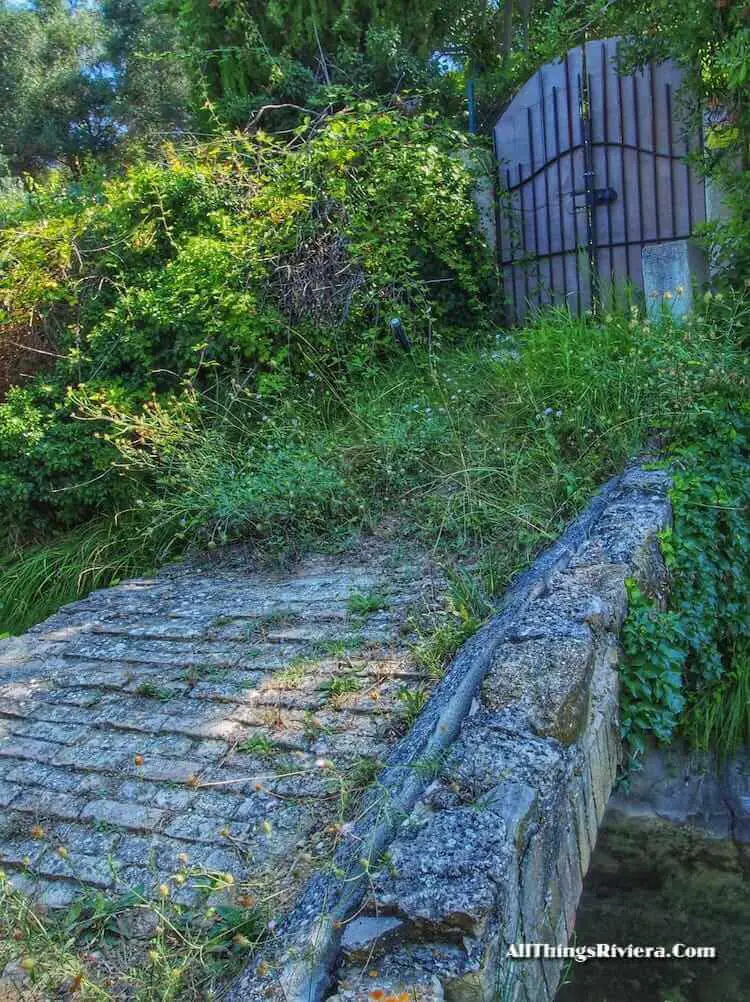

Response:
(0, 107), (495, 545)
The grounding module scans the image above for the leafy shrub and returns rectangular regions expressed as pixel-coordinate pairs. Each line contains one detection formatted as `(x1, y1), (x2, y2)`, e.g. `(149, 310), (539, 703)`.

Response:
(0, 380), (134, 542)
(0, 107), (495, 546)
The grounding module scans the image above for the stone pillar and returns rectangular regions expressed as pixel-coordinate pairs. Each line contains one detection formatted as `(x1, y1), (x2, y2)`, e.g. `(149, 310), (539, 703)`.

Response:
(641, 240), (708, 321)
(458, 150), (497, 255)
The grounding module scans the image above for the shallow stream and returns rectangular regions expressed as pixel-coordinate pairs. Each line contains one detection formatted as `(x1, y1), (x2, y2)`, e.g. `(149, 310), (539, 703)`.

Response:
(557, 815), (750, 1001)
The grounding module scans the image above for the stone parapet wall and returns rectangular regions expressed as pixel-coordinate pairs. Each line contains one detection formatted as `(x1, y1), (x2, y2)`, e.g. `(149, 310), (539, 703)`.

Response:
(231, 464), (673, 1001)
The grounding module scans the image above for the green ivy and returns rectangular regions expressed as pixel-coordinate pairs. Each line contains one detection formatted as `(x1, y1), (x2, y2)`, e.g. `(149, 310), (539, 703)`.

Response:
(620, 403), (750, 763)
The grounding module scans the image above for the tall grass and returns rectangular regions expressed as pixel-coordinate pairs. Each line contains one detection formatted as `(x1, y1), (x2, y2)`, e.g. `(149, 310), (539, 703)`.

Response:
(1, 300), (746, 636)
(0, 512), (168, 636)
(682, 642), (750, 759)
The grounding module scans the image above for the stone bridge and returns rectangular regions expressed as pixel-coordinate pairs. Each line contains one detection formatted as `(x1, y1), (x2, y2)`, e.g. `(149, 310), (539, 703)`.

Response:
(0, 463), (674, 1001)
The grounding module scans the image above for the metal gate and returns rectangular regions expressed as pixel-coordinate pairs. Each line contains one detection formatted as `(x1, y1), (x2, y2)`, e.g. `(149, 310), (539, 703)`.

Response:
(493, 38), (706, 324)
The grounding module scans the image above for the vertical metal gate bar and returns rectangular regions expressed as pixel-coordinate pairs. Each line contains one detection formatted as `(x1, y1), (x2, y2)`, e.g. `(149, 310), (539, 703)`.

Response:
(666, 83), (677, 238)
(493, 126), (506, 322)
(564, 52), (583, 312)
(615, 45), (632, 289)
(527, 107), (543, 300)
(538, 71), (556, 303)
(518, 162), (531, 314)
(685, 131), (694, 233)
(552, 86), (567, 309)
(600, 43), (614, 302)
(506, 166), (519, 323)
(579, 52), (600, 311)
(632, 73), (646, 246)
(649, 63), (661, 240)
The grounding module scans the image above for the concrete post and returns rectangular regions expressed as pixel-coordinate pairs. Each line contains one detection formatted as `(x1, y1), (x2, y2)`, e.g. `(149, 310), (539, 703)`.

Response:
(641, 240), (708, 321)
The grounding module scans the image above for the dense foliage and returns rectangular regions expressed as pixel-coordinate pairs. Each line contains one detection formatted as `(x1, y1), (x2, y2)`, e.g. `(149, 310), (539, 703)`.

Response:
(621, 399), (750, 762)
(2, 298), (746, 638)
(0, 107), (493, 544)
(616, 292), (750, 762)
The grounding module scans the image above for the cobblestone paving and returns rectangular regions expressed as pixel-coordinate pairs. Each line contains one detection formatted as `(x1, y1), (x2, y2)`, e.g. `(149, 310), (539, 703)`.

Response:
(0, 540), (445, 914)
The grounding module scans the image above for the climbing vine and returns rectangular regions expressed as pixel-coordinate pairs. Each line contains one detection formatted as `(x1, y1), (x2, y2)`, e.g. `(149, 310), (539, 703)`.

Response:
(620, 402), (750, 763)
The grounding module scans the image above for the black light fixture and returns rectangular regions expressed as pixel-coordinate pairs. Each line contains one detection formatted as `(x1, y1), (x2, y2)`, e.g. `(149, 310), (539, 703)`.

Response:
(390, 317), (412, 352)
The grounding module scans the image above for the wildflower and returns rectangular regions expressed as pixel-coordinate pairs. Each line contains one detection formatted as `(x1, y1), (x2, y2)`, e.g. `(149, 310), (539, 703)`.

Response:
(158, 883), (170, 899)
(261, 819), (272, 834)
(663, 291), (673, 300)
(56, 846), (68, 859)
(675, 285), (684, 296)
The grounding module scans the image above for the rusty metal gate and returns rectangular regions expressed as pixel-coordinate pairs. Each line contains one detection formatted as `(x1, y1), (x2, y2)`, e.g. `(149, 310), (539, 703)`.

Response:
(493, 38), (706, 324)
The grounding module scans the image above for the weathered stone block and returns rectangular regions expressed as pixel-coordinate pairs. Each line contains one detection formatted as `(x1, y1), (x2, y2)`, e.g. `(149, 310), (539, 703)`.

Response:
(10, 790), (85, 821)
(81, 799), (165, 832)
(0, 738), (56, 764)
(372, 807), (512, 937)
(35, 849), (117, 889)
(482, 636), (595, 744)
(340, 916), (405, 962)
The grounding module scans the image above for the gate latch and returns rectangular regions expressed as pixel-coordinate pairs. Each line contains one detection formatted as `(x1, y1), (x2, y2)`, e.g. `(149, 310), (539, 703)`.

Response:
(572, 186), (618, 205)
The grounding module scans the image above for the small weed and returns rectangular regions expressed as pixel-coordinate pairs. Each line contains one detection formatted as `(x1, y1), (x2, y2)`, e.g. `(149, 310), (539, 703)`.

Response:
(445, 565), (494, 623)
(183, 665), (227, 685)
(310, 635), (367, 658)
(320, 675), (361, 702)
(302, 712), (329, 741)
(134, 681), (173, 701)
(236, 734), (277, 757)
(347, 590), (389, 616)
(411, 751), (447, 780)
(397, 685), (428, 727)
(412, 616), (476, 678)
(273, 660), (308, 688)
(245, 612), (292, 640)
